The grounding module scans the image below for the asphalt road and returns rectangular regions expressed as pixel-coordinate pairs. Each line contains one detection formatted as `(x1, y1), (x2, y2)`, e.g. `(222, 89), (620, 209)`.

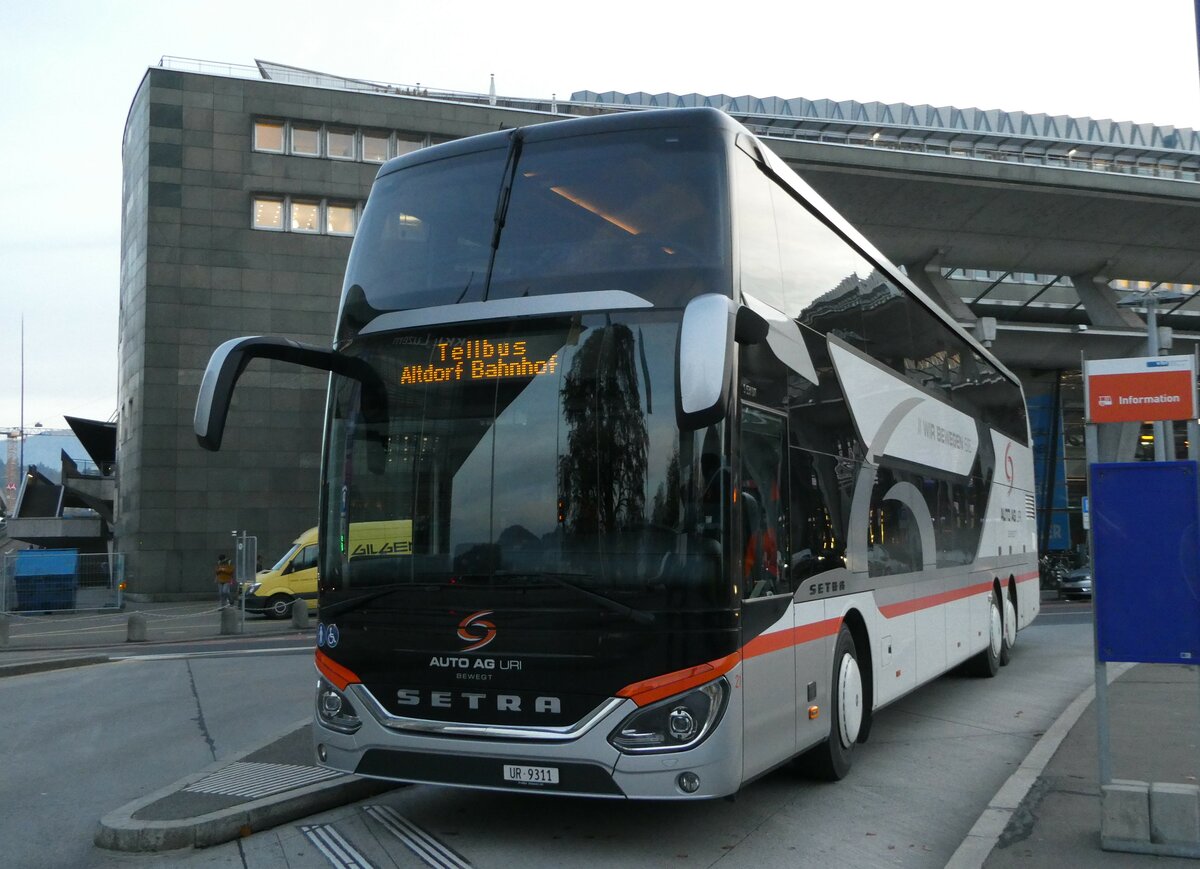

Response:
(59, 611), (1100, 869)
(0, 645), (315, 868)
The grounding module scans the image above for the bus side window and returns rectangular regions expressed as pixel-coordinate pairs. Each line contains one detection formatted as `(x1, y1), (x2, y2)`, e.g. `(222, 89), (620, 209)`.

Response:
(739, 407), (789, 598)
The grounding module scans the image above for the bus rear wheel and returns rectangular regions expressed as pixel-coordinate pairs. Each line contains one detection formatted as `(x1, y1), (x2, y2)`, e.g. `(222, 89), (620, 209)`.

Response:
(802, 624), (862, 781)
(1000, 588), (1017, 666)
(970, 590), (1002, 677)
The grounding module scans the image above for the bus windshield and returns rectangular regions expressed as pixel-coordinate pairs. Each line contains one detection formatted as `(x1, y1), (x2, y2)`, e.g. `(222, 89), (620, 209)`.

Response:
(320, 311), (733, 619)
(338, 125), (730, 335)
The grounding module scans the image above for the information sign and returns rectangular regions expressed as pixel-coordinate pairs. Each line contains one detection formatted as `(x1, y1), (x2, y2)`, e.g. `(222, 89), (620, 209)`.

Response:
(1084, 355), (1196, 424)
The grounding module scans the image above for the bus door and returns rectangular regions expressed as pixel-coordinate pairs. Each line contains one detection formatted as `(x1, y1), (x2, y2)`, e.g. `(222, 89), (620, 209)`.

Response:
(738, 405), (796, 780)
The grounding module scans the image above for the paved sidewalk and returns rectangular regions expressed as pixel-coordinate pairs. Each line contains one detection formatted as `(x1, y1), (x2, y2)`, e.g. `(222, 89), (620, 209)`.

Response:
(975, 662), (1200, 868)
(0, 600), (313, 672)
(96, 721), (395, 852)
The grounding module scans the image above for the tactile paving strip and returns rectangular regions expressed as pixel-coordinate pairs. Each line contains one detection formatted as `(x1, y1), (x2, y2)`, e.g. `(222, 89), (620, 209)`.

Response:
(183, 761), (341, 798)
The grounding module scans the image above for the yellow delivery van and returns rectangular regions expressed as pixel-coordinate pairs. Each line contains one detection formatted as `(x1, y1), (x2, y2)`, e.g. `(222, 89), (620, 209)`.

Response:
(243, 520), (413, 618)
(244, 527), (319, 618)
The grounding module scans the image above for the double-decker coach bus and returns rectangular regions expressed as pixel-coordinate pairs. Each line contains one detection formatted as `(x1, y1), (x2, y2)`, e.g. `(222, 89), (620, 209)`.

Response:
(195, 107), (1038, 799)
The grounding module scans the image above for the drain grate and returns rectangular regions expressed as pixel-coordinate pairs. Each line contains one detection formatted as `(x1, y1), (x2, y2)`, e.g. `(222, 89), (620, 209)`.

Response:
(183, 761), (342, 799)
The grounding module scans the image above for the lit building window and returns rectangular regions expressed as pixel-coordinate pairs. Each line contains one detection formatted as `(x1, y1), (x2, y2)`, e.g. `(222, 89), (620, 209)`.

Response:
(327, 203), (357, 236)
(254, 120), (284, 153)
(291, 201), (321, 233)
(363, 131), (390, 163)
(252, 197), (284, 230)
(252, 118), (435, 163)
(328, 128), (355, 160)
(292, 125), (320, 156)
(252, 195), (361, 236)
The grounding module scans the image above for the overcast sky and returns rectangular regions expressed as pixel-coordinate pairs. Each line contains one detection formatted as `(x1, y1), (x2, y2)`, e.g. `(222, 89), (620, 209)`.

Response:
(1, 0), (1198, 430)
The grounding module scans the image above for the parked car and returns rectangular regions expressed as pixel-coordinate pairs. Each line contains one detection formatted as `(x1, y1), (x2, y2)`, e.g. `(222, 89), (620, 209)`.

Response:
(1058, 564), (1093, 599)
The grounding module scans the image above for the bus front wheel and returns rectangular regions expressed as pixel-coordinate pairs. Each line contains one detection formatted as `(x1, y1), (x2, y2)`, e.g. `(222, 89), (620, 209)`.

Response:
(802, 624), (862, 781)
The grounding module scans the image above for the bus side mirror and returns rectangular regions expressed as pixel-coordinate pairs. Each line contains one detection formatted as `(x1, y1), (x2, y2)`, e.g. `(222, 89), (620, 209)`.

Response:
(676, 296), (766, 431)
(194, 336), (388, 455)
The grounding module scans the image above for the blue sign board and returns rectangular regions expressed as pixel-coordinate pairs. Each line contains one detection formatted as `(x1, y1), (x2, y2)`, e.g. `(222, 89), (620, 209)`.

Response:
(1092, 461), (1200, 664)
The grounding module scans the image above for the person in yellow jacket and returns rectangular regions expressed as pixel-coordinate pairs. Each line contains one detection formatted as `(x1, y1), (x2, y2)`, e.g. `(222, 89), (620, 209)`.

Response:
(215, 554), (235, 608)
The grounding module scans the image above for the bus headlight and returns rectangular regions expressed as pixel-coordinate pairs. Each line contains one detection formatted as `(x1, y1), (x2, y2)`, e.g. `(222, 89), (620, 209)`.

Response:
(247, 582), (261, 595)
(316, 678), (362, 734)
(609, 678), (728, 753)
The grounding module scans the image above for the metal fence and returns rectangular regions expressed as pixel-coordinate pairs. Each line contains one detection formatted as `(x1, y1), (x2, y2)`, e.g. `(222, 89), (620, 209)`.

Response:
(1, 551), (124, 614)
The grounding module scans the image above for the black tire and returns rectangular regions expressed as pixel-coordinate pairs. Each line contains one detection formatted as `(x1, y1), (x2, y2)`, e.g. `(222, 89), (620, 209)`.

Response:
(266, 593), (294, 620)
(970, 590), (1002, 677)
(802, 624), (863, 781)
(999, 586), (1017, 667)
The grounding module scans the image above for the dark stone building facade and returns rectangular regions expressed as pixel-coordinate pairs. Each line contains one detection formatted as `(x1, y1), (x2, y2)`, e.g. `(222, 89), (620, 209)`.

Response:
(118, 65), (555, 595)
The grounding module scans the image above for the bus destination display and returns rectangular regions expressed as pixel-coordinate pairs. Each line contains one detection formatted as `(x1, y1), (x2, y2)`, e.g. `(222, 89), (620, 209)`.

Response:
(400, 338), (560, 385)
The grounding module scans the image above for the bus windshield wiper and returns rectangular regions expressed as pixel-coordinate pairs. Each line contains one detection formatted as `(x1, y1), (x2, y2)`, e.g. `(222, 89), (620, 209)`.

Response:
(319, 585), (408, 620)
(482, 129), (524, 301)
(496, 571), (655, 626)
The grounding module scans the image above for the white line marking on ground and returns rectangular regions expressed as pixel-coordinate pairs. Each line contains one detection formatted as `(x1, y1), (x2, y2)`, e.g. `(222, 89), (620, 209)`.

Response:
(364, 804), (472, 869)
(302, 823), (375, 869)
(111, 645), (312, 661)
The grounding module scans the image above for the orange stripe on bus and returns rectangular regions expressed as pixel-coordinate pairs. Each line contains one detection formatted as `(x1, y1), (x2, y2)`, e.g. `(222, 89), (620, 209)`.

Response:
(1015, 570), (1039, 583)
(316, 649), (361, 691)
(617, 651), (741, 707)
(879, 581), (994, 619)
(743, 618), (842, 659)
(618, 618), (843, 706)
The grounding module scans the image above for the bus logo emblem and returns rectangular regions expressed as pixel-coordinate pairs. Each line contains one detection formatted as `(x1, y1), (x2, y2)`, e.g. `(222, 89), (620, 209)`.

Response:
(457, 610), (497, 651)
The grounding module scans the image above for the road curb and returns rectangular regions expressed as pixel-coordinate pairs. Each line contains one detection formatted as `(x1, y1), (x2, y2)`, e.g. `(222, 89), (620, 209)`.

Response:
(0, 655), (111, 678)
(945, 659), (1135, 868)
(94, 718), (394, 852)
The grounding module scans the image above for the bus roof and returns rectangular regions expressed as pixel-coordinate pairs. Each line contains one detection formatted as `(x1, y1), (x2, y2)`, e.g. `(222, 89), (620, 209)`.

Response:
(365, 105), (1021, 393)
(375, 107), (741, 180)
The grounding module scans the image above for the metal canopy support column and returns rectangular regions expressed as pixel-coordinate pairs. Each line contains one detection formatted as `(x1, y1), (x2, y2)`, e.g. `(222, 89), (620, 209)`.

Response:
(1070, 267), (1148, 329)
(902, 251), (977, 323)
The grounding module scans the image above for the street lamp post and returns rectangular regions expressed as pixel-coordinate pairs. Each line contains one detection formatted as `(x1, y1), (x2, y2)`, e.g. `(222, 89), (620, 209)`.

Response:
(1119, 287), (1187, 461)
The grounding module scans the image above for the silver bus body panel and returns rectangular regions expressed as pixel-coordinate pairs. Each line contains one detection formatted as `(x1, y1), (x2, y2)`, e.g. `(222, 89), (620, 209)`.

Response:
(315, 666), (748, 800)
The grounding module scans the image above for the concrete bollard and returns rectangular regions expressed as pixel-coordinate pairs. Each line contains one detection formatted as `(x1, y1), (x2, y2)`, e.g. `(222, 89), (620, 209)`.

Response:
(126, 613), (147, 643)
(291, 599), (309, 629)
(1150, 782), (1200, 845)
(219, 605), (241, 635)
(0, 613), (10, 647)
(1103, 779), (1151, 846)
